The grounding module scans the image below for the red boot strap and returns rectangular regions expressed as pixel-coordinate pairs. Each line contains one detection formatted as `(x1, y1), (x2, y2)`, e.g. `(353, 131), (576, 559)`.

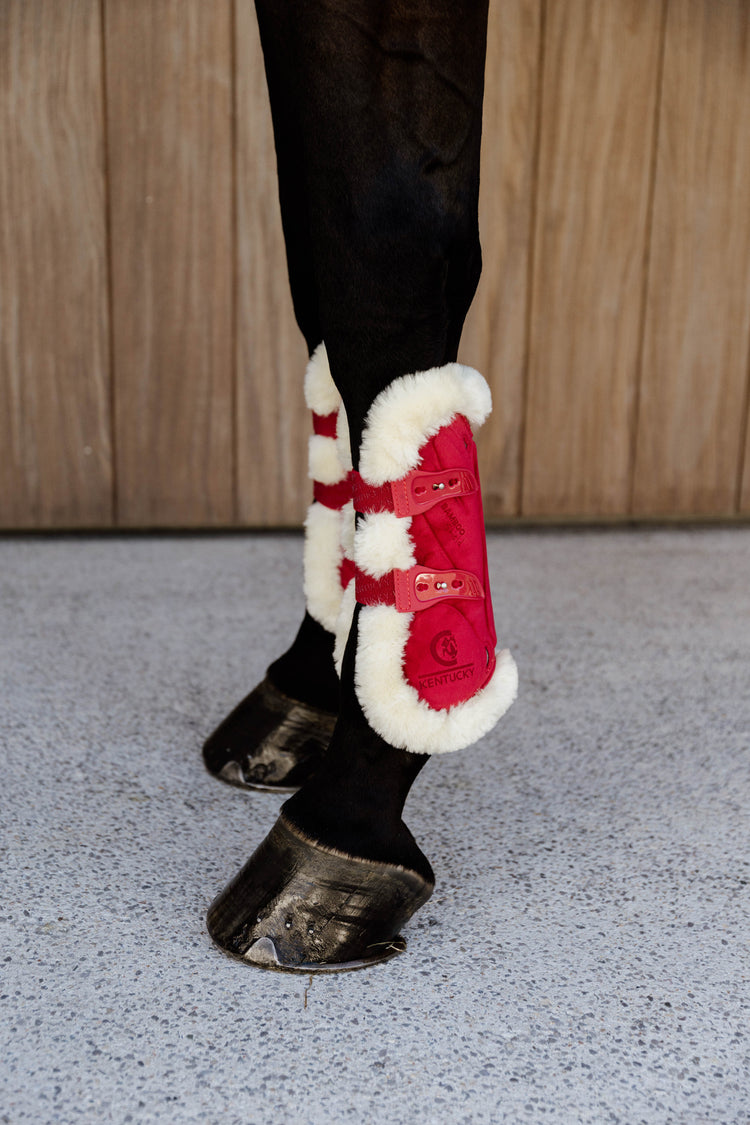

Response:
(351, 467), (477, 518)
(312, 410), (338, 438)
(356, 566), (485, 613)
(340, 556), (356, 589)
(313, 478), (353, 510)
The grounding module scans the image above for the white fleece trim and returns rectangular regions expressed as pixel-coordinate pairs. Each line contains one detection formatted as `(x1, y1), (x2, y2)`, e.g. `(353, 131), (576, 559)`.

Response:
(358, 364), (493, 486)
(308, 434), (347, 485)
(303, 343), (340, 416)
(303, 502), (345, 633)
(354, 605), (518, 754)
(334, 580), (357, 675)
(354, 511), (416, 579)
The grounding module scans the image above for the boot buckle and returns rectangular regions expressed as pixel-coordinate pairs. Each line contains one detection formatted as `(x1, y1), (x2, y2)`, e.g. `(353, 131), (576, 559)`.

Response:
(391, 469), (477, 517)
(393, 567), (485, 612)
(351, 468), (477, 517)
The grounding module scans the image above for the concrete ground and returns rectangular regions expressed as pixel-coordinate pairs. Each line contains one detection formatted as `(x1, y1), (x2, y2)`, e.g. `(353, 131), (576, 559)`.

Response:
(1, 528), (749, 1125)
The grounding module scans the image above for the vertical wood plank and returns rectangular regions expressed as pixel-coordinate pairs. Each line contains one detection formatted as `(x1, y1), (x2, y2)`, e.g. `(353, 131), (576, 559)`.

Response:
(522, 0), (664, 517)
(633, 0), (750, 517)
(460, 0), (541, 519)
(0, 0), (112, 528)
(741, 372), (750, 513)
(105, 0), (233, 527)
(234, 1), (309, 527)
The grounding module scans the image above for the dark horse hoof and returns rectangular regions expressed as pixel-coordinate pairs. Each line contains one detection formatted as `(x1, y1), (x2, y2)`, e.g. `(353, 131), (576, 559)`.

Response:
(206, 814), (434, 973)
(202, 676), (336, 792)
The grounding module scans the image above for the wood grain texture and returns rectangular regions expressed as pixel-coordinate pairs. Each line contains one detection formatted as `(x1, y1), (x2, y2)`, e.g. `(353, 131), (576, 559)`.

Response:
(460, 0), (541, 519)
(741, 376), (750, 513)
(4, 2), (750, 528)
(104, 0), (234, 526)
(633, 0), (750, 516)
(234, 0), (309, 527)
(0, 0), (112, 528)
(521, 0), (665, 516)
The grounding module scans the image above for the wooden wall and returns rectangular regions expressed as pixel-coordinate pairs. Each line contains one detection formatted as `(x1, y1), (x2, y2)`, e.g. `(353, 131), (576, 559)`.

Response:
(2, 0), (749, 529)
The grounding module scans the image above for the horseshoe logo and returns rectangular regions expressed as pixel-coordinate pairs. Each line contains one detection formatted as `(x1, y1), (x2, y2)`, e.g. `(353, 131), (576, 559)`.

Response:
(430, 630), (459, 667)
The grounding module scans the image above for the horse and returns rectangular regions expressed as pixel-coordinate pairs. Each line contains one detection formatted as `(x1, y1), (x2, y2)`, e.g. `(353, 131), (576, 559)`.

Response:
(202, 0), (517, 972)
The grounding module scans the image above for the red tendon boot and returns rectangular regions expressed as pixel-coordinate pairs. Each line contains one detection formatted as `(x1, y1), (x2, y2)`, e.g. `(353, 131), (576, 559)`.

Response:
(342, 362), (517, 754)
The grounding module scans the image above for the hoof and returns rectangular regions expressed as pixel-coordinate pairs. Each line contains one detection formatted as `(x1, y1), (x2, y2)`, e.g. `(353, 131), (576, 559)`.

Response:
(206, 814), (433, 973)
(202, 676), (336, 792)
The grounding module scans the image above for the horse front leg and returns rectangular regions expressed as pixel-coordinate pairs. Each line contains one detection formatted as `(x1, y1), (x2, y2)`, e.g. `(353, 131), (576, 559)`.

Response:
(208, 0), (518, 971)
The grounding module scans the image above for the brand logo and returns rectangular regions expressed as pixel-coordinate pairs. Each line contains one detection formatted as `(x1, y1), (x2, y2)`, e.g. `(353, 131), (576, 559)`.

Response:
(442, 505), (466, 542)
(418, 663), (476, 692)
(430, 630), (459, 666)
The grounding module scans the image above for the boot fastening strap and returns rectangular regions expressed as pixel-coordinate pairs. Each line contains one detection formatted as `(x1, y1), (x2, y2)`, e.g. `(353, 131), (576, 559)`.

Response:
(356, 566), (485, 613)
(351, 467), (477, 518)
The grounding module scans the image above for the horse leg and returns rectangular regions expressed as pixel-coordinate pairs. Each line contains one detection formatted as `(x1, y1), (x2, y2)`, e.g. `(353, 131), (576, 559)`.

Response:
(201, 347), (352, 792)
(208, 0), (518, 970)
(202, 8), (356, 791)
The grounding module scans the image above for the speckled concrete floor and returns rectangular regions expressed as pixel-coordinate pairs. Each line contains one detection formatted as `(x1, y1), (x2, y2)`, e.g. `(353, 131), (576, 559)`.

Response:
(2, 529), (749, 1125)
